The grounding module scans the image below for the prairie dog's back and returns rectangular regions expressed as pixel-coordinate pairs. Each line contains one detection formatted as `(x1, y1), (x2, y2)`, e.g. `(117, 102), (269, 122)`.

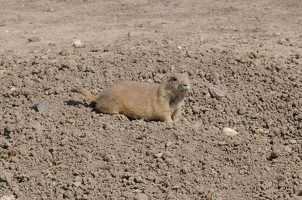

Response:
(96, 81), (160, 119)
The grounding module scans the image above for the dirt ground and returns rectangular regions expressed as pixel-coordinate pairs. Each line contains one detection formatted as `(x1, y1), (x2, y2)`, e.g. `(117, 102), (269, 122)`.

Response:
(0, 0), (302, 199)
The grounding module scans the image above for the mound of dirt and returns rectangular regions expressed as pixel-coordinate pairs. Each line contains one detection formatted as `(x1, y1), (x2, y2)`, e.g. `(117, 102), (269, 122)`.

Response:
(0, 0), (301, 199)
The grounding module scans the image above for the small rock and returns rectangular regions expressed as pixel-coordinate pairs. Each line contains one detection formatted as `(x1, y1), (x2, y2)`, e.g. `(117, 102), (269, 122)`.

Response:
(205, 190), (213, 200)
(177, 46), (182, 49)
(73, 40), (82, 48)
(28, 36), (40, 42)
(110, 170), (123, 178)
(65, 118), (75, 124)
(73, 181), (81, 187)
(99, 164), (111, 171)
(63, 191), (73, 198)
(30, 121), (42, 131)
(34, 100), (49, 112)
(136, 134), (147, 139)
(180, 167), (189, 174)
(204, 93), (211, 98)
(0, 195), (15, 200)
(166, 141), (173, 147)
(10, 87), (16, 91)
(218, 141), (227, 146)
(289, 139), (297, 144)
(146, 174), (155, 182)
(164, 151), (173, 158)
(0, 172), (8, 182)
(208, 86), (225, 99)
(255, 128), (269, 134)
(297, 170), (302, 179)
(270, 149), (281, 159)
(0, 171), (13, 184)
(134, 176), (144, 183)
(196, 186), (205, 194)
(47, 7), (54, 12)
(155, 152), (163, 158)
(135, 193), (149, 200)
(284, 146), (292, 153)
(222, 127), (239, 136)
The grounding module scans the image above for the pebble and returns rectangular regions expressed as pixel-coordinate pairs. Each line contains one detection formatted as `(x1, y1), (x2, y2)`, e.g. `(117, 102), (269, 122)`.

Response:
(134, 176), (144, 183)
(255, 128), (270, 134)
(205, 190), (213, 200)
(145, 174), (155, 182)
(136, 134), (147, 139)
(222, 127), (239, 136)
(65, 118), (75, 124)
(297, 170), (302, 179)
(99, 164), (111, 171)
(284, 146), (292, 153)
(270, 149), (281, 159)
(0, 195), (15, 200)
(73, 40), (82, 48)
(289, 139), (297, 144)
(164, 151), (173, 158)
(135, 193), (149, 200)
(166, 141), (173, 147)
(28, 36), (40, 42)
(218, 141), (227, 146)
(208, 86), (225, 99)
(155, 153), (163, 158)
(0, 171), (13, 184)
(34, 100), (49, 112)
(47, 7), (54, 12)
(72, 181), (81, 187)
(10, 87), (16, 91)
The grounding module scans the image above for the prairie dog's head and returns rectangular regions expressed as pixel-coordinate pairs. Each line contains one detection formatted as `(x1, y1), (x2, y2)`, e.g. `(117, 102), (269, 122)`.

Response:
(165, 73), (190, 97)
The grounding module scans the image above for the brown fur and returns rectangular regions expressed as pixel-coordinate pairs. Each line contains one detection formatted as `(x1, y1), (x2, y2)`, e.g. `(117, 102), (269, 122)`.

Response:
(75, 74), (190, 122)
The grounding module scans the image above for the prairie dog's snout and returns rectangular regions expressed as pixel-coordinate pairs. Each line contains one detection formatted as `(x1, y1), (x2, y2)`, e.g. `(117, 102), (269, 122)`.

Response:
(179, 82), (189, 91)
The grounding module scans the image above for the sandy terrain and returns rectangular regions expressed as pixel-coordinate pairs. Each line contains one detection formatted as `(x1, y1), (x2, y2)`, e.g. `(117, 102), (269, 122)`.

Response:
(0, 0), (301, 199)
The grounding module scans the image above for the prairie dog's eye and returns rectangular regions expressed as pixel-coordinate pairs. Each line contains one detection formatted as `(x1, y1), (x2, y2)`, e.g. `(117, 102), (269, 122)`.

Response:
(170, 77), (177, 82)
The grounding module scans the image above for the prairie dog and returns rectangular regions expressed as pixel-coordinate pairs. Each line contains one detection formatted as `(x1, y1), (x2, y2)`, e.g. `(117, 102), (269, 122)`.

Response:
(75, 74), (190, 122)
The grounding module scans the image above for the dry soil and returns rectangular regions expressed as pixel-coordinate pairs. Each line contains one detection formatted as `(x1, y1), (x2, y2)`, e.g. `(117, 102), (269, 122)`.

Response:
(0, 0), (302, 199)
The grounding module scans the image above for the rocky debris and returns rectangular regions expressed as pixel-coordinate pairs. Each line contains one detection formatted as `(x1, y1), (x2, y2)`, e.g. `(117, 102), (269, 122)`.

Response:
(33, 100), (49, 112)
(28, 37), (40, 42)
(222, 127), (239, 136)
(166, 141), (173, 147)
(208, 86), (225, 99)
(0, 171), (13, 185)
(297, 170), (302, 179)
(284, 146), (292, 153)
(73, 40), (82, 48)
(255, 128), (270, 134)
(270, 149), (281, 160)
(289, 139), (297, 144)
(155, 152), (163, 158)
(135, 193), (149, 200)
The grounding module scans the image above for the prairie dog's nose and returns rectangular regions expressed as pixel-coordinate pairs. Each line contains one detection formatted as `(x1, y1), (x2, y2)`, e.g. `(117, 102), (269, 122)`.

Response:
(181, 83), (189, 91)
